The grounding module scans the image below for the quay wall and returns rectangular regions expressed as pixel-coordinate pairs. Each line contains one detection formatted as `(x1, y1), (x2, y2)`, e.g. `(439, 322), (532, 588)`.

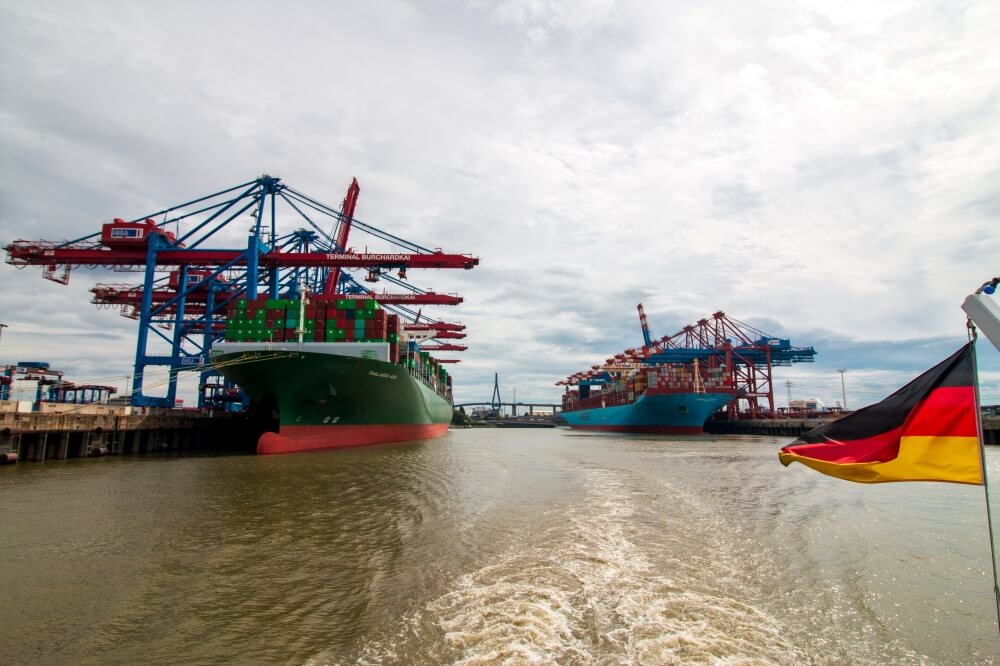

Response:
(706, 416), (1000, 445)
(0, 404), (268, 463)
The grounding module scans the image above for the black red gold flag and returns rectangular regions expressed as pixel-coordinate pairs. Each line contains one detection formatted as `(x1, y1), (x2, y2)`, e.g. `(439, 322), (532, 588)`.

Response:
(779, 344), (982, 484)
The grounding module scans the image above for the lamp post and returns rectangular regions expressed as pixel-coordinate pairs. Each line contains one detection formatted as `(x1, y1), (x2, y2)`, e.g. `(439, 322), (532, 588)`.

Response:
(0, 323), (7, 344)
(837, 369), (847, 411)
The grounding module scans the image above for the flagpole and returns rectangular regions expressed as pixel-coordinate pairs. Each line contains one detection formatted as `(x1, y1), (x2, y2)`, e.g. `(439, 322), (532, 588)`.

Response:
(967, 325), (1000, 634)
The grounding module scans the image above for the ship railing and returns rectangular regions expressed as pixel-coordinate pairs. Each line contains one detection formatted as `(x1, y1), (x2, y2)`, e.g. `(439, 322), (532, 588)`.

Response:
(403, 362), (450, 401)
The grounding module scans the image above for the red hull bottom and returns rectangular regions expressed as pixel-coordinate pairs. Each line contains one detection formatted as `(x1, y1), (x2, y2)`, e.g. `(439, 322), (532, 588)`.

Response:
(258, 423), (450, 455)
(568, 424), (708, 435)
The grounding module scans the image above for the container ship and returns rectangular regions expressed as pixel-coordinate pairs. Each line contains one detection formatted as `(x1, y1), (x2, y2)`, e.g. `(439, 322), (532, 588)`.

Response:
(558, 304), (737, 434)
(211, 296), (453, 455)
(559, 360), (735, 434)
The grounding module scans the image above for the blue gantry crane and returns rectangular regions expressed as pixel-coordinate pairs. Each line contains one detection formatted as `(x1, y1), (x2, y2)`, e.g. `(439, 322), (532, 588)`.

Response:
(5, 175), (478, 409)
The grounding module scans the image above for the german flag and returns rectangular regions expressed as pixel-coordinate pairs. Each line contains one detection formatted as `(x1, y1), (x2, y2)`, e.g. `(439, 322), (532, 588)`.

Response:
(779, 344), (982, 484)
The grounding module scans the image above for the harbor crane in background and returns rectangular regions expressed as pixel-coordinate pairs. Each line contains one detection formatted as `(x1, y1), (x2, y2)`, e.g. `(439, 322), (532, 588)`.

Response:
(564, 304), (817, 419)
(5, 175), (477, 409)
(638, 304), (816, 418)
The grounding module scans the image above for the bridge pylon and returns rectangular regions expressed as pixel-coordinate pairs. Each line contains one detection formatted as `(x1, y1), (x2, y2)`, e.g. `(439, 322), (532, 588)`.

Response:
(490, 373), (502, 412)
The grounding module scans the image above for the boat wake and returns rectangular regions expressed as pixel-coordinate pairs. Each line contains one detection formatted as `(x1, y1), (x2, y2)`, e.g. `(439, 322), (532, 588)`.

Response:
(340, 467), (805, 664)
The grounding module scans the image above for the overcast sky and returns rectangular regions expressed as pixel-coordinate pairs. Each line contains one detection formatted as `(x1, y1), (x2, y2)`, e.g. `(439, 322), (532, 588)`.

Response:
(1, 0), (998, 410)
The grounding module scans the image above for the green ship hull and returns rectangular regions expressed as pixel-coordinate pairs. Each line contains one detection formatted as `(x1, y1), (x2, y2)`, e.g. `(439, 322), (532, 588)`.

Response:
(211, 343), (453, 454)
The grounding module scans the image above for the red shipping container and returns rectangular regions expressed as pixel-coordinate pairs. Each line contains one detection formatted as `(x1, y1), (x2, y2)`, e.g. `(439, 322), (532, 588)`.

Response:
(313, 329), (324, 342)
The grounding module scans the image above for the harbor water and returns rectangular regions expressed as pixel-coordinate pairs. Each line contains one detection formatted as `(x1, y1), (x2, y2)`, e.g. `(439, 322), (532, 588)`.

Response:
(1, 428), (998, 664)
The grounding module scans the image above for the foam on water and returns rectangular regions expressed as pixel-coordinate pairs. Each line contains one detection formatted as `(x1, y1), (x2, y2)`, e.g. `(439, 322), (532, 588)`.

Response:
(347, 466), (805, 664)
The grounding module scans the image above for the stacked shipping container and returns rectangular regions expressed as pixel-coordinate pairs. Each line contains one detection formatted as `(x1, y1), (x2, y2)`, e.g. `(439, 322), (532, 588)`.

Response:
(224, 296), (398, 345)
(222, 295), (450, 398)
(400, 347), (452, 397)
(644, 365), (728, 391)
(562, 363), (732, 411)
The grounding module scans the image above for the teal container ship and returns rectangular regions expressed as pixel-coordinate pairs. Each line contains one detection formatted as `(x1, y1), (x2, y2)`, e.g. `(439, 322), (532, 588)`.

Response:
(559, 360), (735, 434)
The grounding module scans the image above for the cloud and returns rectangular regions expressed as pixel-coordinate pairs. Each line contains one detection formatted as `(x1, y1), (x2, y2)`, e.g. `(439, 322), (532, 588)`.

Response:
(1, 0), (998, 410)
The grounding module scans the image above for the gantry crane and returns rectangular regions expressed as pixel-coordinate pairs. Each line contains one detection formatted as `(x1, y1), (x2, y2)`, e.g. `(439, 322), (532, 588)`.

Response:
(562, 305), (816, 419)
(640, 305), (816, 417)
(5, 175), (478, 408)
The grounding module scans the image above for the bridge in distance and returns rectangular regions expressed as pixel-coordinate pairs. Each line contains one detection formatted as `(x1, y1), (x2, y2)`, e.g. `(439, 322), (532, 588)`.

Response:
(454, 402), (563, 418)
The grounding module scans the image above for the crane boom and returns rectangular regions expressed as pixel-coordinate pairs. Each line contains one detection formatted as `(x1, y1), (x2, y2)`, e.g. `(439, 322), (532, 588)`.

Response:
(5, 244), (479, 271)
(90, 284), (463, 307)
(403, 322), (465, 331)
(323, 178), (360, 295)
(637, 303), (653, 348)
